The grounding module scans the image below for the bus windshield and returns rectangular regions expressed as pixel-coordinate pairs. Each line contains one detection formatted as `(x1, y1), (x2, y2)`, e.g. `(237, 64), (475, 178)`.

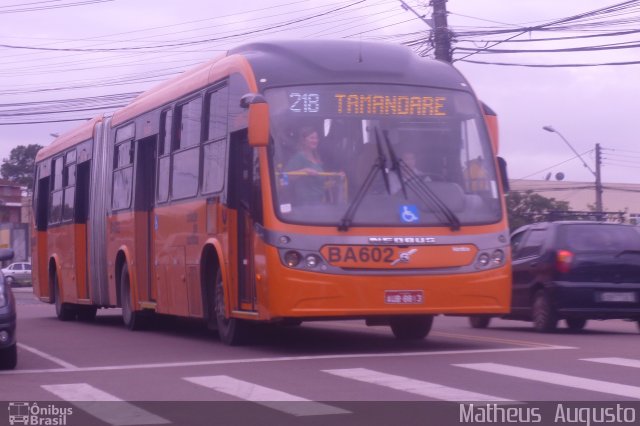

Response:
(266, 84), (501, 227)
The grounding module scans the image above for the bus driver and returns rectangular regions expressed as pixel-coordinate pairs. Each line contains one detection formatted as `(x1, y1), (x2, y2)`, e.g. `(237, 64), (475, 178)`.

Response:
(285, 127), (326, 204)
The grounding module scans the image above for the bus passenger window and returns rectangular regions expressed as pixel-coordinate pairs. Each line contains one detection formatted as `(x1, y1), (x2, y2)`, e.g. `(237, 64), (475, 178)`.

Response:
(175, 97), (202, 150)
(157, 156), (170, 203)
(160, 109), (173, 156)
(202, 87), (228, 195)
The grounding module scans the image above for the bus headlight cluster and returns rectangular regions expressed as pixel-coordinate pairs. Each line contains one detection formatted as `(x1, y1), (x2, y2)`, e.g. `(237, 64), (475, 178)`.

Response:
(475, 249), (505, 269)
(283, 251), (324, 269)
(284, 251), (302, 267)
(0, 283), (5, 307)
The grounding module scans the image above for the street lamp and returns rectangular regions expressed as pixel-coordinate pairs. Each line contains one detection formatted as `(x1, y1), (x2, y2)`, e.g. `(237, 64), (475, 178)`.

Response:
(542, 125), (602, 212)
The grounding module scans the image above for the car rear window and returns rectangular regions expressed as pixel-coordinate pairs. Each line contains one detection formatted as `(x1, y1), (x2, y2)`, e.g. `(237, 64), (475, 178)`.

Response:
(558, 224), (640, 252)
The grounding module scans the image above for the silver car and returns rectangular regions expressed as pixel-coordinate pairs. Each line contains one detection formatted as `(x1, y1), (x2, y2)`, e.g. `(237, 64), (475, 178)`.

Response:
(1, 262), (32, 287)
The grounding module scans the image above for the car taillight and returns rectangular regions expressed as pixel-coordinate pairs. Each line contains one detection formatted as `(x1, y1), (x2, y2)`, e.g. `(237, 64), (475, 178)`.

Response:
(556, 249), (574, 273)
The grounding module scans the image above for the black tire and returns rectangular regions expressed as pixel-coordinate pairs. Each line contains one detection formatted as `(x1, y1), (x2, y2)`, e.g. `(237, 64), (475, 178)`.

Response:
(53, 272), (76, 321)
(0, 344), (17, 370)
(565, 318), (587, 331)
(215, 269), (251, 345)
(121, 263), (147, 331)
(389, 315), (434, 340)
(77, 306), (98, 322)
(532, 290), (558, 332)
(469, 316), (492, 329)
(5, 276), (15, 287)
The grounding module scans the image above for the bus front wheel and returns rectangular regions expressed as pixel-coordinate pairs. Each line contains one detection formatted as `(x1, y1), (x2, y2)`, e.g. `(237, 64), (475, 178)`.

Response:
(389, 315), (433, 340)
(214, 269), (250, 346)
(120, 263), (147, 331)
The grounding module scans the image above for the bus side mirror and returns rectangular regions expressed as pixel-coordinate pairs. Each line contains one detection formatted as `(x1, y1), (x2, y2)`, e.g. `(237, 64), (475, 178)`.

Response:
(481, 102), (499, 154)
(497, 156), (509, 192)
(241, 93), (269, 147)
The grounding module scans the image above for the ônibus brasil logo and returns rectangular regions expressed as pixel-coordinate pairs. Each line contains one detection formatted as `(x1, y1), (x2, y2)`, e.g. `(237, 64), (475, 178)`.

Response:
(8, 402), (73, 425)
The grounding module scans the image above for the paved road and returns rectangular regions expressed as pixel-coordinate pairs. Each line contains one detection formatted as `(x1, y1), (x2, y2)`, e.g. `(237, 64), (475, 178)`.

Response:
(3, 287), (640, 425)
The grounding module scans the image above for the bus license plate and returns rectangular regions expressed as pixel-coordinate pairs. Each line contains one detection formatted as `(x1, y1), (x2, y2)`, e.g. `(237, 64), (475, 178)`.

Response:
(598, 292), (637, 303)
(385, 290), (424, 304)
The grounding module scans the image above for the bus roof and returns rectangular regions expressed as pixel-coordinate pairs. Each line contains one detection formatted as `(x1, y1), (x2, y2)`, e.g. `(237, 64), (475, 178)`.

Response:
(110, 40), (469, 128)
(36, 115), (103, 162)
(38, 40), (472, 163)
(231, 40), (468, 90)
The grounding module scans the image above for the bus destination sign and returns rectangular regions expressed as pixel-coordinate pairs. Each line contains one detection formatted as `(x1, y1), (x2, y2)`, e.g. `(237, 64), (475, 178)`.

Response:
(288, 91), (448, 117)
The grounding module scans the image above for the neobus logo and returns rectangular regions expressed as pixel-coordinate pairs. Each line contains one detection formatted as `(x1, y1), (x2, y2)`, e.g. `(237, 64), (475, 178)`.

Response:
(368, 236), (437, 245)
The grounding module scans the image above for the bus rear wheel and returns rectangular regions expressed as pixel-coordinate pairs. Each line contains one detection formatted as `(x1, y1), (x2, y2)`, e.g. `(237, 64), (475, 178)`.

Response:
(53, 272), (76, 321)
(469, 315), (492, 329)
(214, 269), (250, 345)
(389, 315), (433, 340)
(120, 263), (147, 331)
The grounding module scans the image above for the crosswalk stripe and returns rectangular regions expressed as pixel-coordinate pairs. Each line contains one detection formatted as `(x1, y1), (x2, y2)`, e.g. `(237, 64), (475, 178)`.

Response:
(41, 383), (170, 425)
(582, 357), (640, 369)
(323, 368), (512, 402)
(183, 375), (350, 416)
(456, 363), (640, 399)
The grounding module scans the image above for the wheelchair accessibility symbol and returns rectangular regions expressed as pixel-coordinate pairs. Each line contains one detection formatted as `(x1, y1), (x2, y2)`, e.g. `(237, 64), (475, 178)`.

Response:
(399, 205), (419, 223)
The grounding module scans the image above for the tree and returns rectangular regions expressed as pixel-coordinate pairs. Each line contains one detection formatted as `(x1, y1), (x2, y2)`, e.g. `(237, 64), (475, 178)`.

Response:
(1, 144), (43, 190)
(507, 190), (570, 231)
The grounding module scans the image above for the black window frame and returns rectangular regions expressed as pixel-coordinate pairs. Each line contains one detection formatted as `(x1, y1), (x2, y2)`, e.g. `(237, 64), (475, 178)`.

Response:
(112, 123), (136, 211)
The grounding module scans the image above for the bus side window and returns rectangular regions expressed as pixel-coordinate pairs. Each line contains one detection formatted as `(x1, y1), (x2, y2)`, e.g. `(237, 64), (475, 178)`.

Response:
(157, 109), (172, 203)
(202, 86), (228, 195)
(112, 124), (135, 210)
(171, 96), (202, 200)
(49, 156), (64, 224)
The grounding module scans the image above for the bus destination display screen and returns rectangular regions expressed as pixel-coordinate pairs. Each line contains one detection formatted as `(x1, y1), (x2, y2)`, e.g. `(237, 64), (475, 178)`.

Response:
(288, 90), (448, 117)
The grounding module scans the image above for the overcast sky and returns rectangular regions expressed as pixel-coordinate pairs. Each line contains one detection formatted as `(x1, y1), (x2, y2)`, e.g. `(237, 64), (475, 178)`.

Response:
(1, 0), (639, 186)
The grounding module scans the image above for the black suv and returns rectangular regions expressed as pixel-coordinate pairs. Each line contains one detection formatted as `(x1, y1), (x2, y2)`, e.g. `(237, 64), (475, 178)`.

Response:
(0, 248), (17, 369)
(470, 221), (640, 332)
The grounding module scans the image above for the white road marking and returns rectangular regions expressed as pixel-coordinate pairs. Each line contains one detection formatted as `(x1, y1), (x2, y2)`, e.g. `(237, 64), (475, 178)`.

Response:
(0, 346), (577, 376)
(456, 363), (640, 399)
(41, 383), (170, 425)
(324, 368), (512, 402)
(582, 357), (640, 369)
(184, 375), (350, 416)
(0, 345), (574, 375)
(18, 343), (78, 369)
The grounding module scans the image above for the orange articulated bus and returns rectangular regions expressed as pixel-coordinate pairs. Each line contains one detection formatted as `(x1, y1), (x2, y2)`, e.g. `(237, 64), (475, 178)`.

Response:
(32, 40), (511, 345)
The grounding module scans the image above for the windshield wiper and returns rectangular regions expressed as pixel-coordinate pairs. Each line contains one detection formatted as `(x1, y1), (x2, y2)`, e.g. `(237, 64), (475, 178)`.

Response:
(383, 130), (461, 231)
(338, 132), (390, 231)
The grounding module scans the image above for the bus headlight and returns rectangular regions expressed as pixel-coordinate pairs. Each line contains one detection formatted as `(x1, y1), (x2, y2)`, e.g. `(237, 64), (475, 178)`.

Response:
(476, 253), (490, 268)
(491, 249), (505, 265)
(0, 283), (6, 307)
(305, 254), (321, 268)
(284, 251), (302, 267)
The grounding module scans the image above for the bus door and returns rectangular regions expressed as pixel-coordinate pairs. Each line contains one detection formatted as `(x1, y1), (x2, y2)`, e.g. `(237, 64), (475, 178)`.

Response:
(74, 157), (91, 300)
(34, 166), (51, 299)
(134, 135), (157, 303)
(228, 129), (259, 310)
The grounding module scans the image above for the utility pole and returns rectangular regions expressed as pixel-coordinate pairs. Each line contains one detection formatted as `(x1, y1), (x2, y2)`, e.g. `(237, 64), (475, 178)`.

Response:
(595, 143), (603, 212)
(431, 0), (452, 62)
